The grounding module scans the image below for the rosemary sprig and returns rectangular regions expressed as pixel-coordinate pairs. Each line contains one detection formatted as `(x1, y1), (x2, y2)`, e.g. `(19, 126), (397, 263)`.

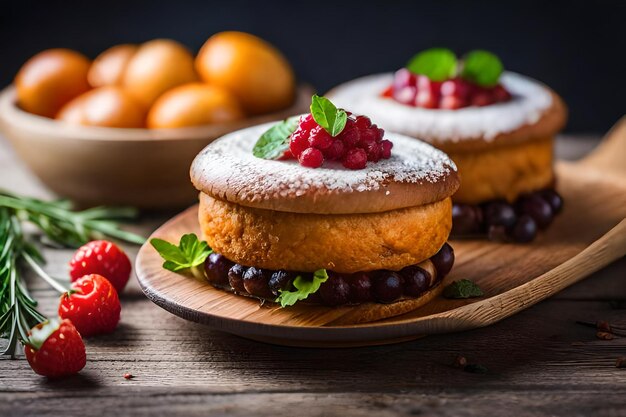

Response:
(0, 208), (46, 357)
(0, 190), (145, 357)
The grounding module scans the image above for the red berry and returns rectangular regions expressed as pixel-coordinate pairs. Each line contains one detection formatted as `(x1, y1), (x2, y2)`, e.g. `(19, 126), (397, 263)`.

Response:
(289, 128), (309, 157)
(338, 123), (360, 148)
(416, 74), (432, 90)
(364, 141), (381, 162)
(392, 68), (417, 90)
(381, 86), (393, 98)
(298, 147), (324, 168)
(355, 115), (371, 129)
(343, 148), (368, 170)
(380, 140), (393, 159)
(471, 90), (495, 107)
(375, 127), (385, 141)
(359, 128), (378, 147)
(441, 78), (471, 100)
(440, 95), (467, 110)
(492, 84), (511, 102)
(308, 125), (333, 150)
(393, 85), (417, 105)
(24, 319), (86, 378)
(278, 149), (294, 160)
(299, 113), (317, 130)
(415, 90), (438, 108)
(69, 240), (131, 293)
(59, 274), (121, 337)
(415, 76), (442, 108)
(325, 139), (346, 160)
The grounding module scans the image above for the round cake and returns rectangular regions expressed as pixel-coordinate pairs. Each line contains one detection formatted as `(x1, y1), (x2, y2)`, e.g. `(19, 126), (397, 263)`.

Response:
(190, 96), (460, 322)
(327, 49), (568, 243)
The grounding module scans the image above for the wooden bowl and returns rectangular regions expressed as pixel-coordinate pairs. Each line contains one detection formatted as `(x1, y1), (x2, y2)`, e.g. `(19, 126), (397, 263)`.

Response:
(0, 85), (313, 209)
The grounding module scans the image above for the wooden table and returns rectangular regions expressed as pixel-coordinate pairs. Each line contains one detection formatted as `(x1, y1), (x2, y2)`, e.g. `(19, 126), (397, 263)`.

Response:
(1, 135), (624, 417)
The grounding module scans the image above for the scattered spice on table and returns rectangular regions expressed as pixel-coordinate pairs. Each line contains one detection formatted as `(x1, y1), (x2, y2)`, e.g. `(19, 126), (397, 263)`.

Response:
(453, 355), (468, 368)
(596, 331), (614, 340)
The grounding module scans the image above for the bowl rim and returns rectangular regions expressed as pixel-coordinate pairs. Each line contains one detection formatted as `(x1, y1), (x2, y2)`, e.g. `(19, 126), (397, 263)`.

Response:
(0, 84), (314, 142)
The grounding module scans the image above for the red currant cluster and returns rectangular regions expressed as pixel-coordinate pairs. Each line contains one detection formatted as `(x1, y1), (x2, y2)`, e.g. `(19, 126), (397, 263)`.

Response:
(287, 113), (393, 169)
(385, 68), (512, 110)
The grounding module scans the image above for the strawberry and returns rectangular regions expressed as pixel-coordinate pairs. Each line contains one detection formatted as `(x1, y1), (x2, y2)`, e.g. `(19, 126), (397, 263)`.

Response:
(69, 240), (132, 293)
(59, 274), (121, 337)
(24, 318), (86, 378)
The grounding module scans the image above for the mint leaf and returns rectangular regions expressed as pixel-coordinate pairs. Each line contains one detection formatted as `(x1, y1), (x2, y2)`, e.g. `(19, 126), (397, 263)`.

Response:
(310, 95), (347, 137)
(150, 234), (212, 273)
(460, 50), (503, 87)
(276, 269), (329, 307)
(253, 117), (299, 160)
(407, 48), (457, 81)
(443, 279), (484, 299)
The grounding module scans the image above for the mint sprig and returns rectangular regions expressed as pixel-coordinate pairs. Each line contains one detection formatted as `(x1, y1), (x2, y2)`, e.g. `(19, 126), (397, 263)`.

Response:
(407, 48), (457, 82)
(276, 269), (329, 307)
(310, 95), (347, 137)
(150, 234), (212, 277)
(460, 50), (503, 87)
(406, 48), (504, 86)
(443, 279), (484, 299)
(252, 116), (299, 160)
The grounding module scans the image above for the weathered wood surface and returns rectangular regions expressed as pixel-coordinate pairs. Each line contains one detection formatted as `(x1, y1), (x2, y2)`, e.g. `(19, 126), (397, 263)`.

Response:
(1, 135), (625, 417)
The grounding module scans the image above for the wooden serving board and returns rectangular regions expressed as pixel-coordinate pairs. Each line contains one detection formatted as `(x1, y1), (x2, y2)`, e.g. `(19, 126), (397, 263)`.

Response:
(135, 119), (626, 347)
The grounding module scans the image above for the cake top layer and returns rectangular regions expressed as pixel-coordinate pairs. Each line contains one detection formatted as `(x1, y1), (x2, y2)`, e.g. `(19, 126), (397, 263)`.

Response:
(191, 121), (459, 214)
(328, 72), (562, 145)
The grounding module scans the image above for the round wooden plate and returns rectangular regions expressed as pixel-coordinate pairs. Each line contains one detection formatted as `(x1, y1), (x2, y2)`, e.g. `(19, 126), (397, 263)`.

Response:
(136, 123), (626, 347)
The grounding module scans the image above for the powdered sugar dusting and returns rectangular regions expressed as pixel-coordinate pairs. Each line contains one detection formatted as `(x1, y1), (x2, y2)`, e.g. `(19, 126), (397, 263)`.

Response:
(192, 122), (456, 201)
(328, 72), (553, 142)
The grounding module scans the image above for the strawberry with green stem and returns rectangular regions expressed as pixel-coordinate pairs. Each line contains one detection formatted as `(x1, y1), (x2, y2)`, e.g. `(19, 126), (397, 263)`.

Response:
(24, 318), (86, 378)
(0, 190), (145, 358)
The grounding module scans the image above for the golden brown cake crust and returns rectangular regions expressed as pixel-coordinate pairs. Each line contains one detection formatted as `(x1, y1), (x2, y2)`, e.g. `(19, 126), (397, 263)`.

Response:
(451, 136), (555, 204)
(198, 192), (452, 273)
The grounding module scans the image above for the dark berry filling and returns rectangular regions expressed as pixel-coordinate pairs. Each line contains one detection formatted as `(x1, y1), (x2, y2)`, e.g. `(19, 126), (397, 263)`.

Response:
(203, 242), (455, 306)
(286, 113), (392, 170)
(386, 68), (512, 110)
(451, 188), (563, 243)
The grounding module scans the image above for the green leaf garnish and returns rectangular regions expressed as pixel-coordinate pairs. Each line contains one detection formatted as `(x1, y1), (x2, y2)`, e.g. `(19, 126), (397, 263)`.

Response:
(150, 234), (212, 273)
(460, 50), (503, 87)
(407, 48), (457, 81)
(276, 269), (329, 307)
(310, 95), (347, 137)
(252, 116), (299, 160)
(443, 279), (484, 299)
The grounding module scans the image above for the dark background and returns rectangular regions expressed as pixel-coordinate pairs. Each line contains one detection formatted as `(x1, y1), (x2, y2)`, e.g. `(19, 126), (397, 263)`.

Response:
(2, 0), (624, 133)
